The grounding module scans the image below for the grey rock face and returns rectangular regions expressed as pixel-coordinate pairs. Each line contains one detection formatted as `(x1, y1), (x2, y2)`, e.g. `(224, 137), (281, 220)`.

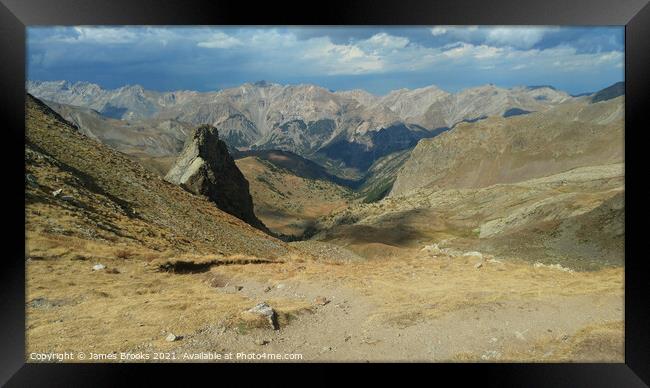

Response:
(165, 125), (267, 232)
(246, 302), (279, 330)
(28, 80), (577, 172)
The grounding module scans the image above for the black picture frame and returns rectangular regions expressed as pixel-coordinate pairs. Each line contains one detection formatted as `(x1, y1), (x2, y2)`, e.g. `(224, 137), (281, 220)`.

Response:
(1, 0), (648, 386)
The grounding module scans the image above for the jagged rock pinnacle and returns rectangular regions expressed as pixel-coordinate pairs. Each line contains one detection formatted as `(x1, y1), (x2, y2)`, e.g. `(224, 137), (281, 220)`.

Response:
(165, 124), (268, 232)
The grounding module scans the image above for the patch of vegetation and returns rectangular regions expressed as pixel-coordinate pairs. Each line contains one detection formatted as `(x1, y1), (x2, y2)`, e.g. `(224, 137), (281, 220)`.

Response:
(362, 178), (395, 203)
(255, 175), (286, 198)
(236, 322), (250, 335)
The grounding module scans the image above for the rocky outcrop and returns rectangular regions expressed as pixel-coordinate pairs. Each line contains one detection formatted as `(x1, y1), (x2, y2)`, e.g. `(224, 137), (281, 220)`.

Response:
(165, 125), (268, 232)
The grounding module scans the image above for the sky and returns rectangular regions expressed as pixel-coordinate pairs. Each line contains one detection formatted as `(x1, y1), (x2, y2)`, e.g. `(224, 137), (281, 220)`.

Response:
(27, 26), (624, 95)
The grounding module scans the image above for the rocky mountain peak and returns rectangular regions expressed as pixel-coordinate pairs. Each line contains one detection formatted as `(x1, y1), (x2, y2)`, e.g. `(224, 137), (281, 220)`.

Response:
(165, 124), (268, 232)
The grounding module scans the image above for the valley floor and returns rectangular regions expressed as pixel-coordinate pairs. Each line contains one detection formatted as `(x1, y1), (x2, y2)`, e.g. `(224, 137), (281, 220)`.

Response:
(26, 239), (623, 362)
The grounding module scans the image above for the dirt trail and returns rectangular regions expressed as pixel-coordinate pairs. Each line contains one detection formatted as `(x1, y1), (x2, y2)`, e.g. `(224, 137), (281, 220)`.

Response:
(26, 250), (623, 362)
(168, 276), (623, 362)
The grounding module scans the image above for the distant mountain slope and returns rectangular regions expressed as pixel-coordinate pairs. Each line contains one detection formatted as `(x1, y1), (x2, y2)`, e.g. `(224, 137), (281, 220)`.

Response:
(41, 99), (191, 157)
(27, 80), (578, 173)
(25, 94), (290, 258)
(591, 81), (624, 103)
(355, 149), (413, 203)
(235, 149), (357, 187)
(390, 96), (624, 196)
(318, 123), (444, 171)
(418, 85), (571, 129)
(235, 156), (352, 236)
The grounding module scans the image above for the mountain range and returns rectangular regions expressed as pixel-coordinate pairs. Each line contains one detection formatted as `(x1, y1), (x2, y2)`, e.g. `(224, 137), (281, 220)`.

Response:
(27, 80), (579, 175)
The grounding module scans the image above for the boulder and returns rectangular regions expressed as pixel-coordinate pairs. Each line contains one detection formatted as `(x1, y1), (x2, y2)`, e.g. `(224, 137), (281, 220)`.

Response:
(60, 195), (75, 202)
(165, 125), (267, 232)
(241, 302), (279, 330)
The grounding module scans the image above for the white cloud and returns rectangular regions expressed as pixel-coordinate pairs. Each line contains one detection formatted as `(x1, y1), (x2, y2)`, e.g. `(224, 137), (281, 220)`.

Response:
(485, 27), (548, 49)
(364, 33), (409, 50)
(442, 42), (472, 58)
(301, 38), (384, 75)
(430, 27), (448, 36)
(197, 32), (242, 49)
(50, 27), (139, 44)
(27, 27), (624, 91)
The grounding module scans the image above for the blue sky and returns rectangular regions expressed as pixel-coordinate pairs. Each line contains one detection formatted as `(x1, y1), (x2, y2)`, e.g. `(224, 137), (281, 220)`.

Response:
(27, 26), (624, 95)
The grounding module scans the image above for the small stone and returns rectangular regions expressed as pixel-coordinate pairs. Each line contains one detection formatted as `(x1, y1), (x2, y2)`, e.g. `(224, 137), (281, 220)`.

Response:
(52, 189), (63, 197)
(235, 286), (243, 291)
(244, 302), (279, 330)
(166, 333), (178, 342)
(276, 283), (286, 289)
(322, 346), (332, 352)
(474, 262), (483, 269)
(314, 296), (330, 306)
(105, 268), (120, 274)
(263, 286), (272, 293)
(92, 264), (106, 271)
(60, 195), (74, 202)
(255, 339), (269, 346)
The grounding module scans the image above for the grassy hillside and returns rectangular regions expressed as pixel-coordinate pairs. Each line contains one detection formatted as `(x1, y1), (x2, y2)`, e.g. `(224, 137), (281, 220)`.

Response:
(391, 97), (624, 196)
(26, 94), (291, 259)
(315, 164), (623, 270)
(236, 155), (352, 236)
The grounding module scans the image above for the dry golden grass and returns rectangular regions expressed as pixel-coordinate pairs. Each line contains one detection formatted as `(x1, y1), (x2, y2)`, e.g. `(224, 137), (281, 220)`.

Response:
(236, 156), (352, 235)
(26, 233), (624, 362)
(26, 245), (310, 358)
(200, 245), (623, 327)
(489, 321), (624, 362)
